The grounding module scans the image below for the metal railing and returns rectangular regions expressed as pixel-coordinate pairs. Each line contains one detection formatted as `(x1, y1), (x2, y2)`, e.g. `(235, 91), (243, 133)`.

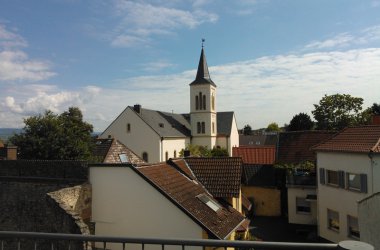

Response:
(0, 231), (373, 250)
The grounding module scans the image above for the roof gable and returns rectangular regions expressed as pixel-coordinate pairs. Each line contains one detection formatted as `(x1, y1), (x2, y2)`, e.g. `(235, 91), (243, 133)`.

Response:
(134, 162), (244, 239)
(313, 125), (380, 153)
(277, 130), (335, 164)
(233, 146), (276, 165)
(182, 157), (242, 198)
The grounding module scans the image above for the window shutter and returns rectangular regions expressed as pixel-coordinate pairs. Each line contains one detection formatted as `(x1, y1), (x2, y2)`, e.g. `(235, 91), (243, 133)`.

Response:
(319, 168), (325, 184)
(360, 174), (368, 193)
(338, 171), (345, 188)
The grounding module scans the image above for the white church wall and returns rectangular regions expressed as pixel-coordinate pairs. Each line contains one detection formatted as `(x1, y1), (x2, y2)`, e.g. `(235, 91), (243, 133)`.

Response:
(162, 138), (190, 160)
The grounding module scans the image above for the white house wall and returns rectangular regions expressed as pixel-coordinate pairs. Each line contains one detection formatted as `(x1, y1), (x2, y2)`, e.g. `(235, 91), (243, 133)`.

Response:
(90, 166), (204, 250)
(228, 115), (239, 156)
(317, 152), (372, 243)
(162, 138), (190, 159)
(100, 108), (162, 163)
(358, 192), (380, 250)
(287, 187), (317, 225)
(371, 154), (380, 192)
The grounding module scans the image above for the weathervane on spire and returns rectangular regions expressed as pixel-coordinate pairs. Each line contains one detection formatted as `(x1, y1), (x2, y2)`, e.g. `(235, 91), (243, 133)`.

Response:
(202, 38), (205, 48)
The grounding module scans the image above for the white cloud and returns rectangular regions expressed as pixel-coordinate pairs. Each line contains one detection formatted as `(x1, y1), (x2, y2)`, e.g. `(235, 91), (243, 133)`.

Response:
(109, 0), (218, 47)
(0, 24), (55, 82)
(141, 60), (176, 72)
(305, 33), (354, 50)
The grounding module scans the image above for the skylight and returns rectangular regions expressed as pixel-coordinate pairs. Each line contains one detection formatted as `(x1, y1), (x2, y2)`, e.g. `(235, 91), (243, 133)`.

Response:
(119, 153), (129, 163)
(197, 194), (221, 212)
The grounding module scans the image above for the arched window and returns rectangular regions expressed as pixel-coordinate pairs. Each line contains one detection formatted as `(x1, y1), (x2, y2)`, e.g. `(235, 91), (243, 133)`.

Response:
(212, 93), (215, 110)
(212, 122), (215, 134)
(203, 95), (206, 110)
(142, 152), (148, 162)
(201, 122), (205, 134)
(165, 151), (168, 161)
(174, 150), (177, 158)
(197, 122), (201, 134)
(199, 92), (202, 110)
(195, 95), (199, 110)
(127, 123), (131, 133)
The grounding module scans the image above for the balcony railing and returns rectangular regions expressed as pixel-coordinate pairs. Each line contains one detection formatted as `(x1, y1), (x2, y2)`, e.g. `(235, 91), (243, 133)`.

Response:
(0, 231), (373, 250)
(286, 174), (316, 186)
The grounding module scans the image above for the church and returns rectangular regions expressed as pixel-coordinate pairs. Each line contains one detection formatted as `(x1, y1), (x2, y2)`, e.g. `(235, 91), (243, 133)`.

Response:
(100, 47), (239, 163)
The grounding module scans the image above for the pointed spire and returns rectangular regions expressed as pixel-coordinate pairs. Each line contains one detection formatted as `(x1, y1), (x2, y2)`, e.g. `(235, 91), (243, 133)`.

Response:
(190, 42), (216, 86)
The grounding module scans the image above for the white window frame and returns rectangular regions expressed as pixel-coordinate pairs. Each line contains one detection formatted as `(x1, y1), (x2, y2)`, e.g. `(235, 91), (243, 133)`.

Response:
(327, 209), (339, 232)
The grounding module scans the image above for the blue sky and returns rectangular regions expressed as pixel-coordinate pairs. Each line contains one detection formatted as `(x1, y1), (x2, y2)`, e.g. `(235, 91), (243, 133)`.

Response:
(1, 0), (380, 131)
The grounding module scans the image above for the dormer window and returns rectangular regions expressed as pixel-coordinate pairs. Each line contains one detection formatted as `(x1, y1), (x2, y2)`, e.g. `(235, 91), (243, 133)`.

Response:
(197, 194), (221, 212)
(119, 153), (129, 163)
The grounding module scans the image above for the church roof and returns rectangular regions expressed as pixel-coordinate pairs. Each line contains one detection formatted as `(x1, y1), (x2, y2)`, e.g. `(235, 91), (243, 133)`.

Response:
(190, 48), (216, 87)
(130, 106), (235, 138)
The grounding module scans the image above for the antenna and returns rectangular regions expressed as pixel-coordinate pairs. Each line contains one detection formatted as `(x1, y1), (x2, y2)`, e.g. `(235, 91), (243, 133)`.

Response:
(201, 38), (205, 48)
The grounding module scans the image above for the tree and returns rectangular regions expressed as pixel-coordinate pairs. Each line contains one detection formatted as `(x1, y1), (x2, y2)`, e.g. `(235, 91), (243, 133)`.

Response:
(242, 124), (252, 135)
(179, 144), (229, 157)
(371, 103), (380, 115)
(10, 107), (93, 160)
(312, 94), (366, 130)
(266, 122), (281, 132)
(287, 113), (314, 131)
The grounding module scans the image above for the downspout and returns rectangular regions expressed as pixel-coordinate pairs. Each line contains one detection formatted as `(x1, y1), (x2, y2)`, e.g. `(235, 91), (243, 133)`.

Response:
(161, 137), (164, 162)
(368, 151), (374, 193)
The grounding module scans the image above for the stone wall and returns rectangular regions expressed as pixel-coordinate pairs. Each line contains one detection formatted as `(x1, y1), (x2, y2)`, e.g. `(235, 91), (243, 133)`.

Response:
(0, 160), (89, 249)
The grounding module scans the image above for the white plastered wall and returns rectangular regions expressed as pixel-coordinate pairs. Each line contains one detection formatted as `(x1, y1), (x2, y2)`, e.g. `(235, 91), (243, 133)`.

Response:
(100, 107), (162, 163)
(90, 166), (204, 250)
(162, 138), (190, 159)
(287, 187), (317, 225)
(317, 152), (372, 243)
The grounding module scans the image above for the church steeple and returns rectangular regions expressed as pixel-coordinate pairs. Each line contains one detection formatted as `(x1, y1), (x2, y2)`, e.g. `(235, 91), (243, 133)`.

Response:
(190, 47), (216, 87)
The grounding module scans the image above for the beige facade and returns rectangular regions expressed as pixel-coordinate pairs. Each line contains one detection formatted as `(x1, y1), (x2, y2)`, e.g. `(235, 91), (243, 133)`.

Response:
(317, 151), (379, 243)
(241, 186), (281, 216)
(90, 166), (204, 250)
(287, 186), (317, 225)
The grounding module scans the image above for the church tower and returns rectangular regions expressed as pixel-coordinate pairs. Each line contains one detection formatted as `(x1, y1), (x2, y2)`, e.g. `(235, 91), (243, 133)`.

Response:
(189, 44), (217, 149)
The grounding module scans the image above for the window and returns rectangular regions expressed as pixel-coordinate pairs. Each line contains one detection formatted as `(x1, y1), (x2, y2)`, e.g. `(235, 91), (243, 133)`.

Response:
(127, 123), (131, 133)
(142, 152), (148, 162)
(296, 197), (311, 214)
(212, 122), (215, 134)
(165, 151), (168, 161)
(199, 92), (203, 110)
(201, 122), (205, 134)
(197, 194), (221, 212)
(118, 153), (129, 163)
(174, 150), (177, 158)
(202, 94), (206, 110)
(327, 170), (339, 186)
(347, 215), (360, 239)
(197, 122), (201, 134)
(347, 173), (361, 191)
(211, 93), (215, 110)
(195, 96), (199, 110)
(327, 209), (339, 232)
(159, 123), (164, 128)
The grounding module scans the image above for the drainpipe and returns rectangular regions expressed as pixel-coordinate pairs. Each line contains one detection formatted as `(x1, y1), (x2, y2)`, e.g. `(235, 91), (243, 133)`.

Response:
(161, 137), (164, 162)
(368, 151), (374, 193)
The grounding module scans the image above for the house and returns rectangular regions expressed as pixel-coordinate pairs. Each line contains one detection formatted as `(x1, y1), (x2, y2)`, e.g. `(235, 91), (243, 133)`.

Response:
(170, 157), (244, 213)
(92, 137), (145, 164)
(0, 141), (17, 160)
(89, 162), (247, 249)
(277, 131), (335, 225)
(313, 125), (380, 243)
(232, 146), (276, 165)
(100, 47), (239, 163)
(239, 134), (278, 147)
(358, 192), (380, 250)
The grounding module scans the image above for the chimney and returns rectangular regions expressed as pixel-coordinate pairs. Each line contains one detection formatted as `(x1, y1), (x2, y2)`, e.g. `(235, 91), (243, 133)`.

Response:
(6, 145), (17, 160)
(134, 104), (141, 114)
(184, 150), (191, 157)
(372, 115), (380, 125)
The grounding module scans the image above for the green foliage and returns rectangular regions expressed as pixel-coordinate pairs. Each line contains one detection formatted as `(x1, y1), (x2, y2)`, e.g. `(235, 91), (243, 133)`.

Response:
(371, 103), (380, 115)
(10, 107), (94, 160)
(274, 161), (316, 174)
(179, 144), (229, 157)
(266, 122), (281, 132)
(242, 124), (252, 135)
(312, 94), (367, 130)
(287, 113), (314, 131)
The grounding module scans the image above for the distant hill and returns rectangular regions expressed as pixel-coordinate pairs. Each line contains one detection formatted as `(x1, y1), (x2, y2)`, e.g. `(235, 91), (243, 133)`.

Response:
(0, 128), (23, 142)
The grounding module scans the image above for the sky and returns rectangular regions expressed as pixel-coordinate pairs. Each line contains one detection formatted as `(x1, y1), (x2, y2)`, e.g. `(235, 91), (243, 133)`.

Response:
(0, 0), (380, 132)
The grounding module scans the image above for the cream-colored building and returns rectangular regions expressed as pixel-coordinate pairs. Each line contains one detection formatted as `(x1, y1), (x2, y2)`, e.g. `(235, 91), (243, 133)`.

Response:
(89, 162), (246, 250)
(101, 48), (239, 163)
(313, 125), (380, 243)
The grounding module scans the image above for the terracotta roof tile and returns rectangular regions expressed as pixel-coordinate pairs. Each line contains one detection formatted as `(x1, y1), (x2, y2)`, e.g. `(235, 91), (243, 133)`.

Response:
(135, 163), (244, 239)
(277, 131), (335, 164)
(232, 146), (276, 164)
(93, 138), (145, 164)
(183, 157), (242, 198)
(313, 125), (380, 153)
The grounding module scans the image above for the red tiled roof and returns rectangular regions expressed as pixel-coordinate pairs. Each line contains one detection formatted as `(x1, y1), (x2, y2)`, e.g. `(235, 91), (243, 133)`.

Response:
(313, 125), (380, 153)
(232, 146), (275, 164)
(93, 138), (145, 164)
(135, 163), (245, 239)
(277, 131), (335, 164)
(182, 157), (242, 198)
